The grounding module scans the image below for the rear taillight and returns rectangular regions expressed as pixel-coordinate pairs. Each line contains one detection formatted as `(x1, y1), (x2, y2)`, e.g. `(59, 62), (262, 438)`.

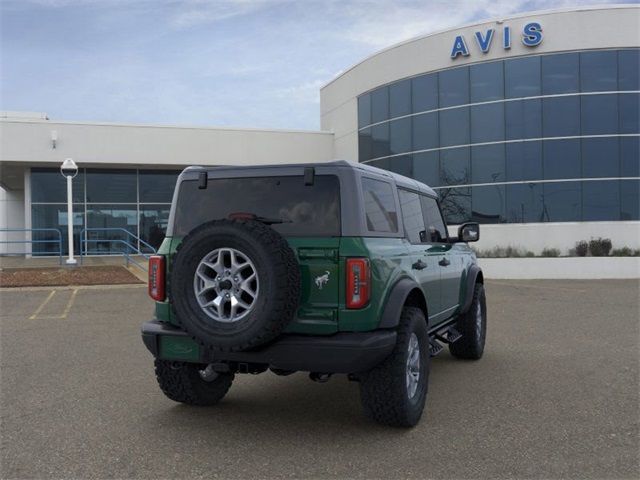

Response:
(346, 258), (370, 309)
(148, 255), (166, 301)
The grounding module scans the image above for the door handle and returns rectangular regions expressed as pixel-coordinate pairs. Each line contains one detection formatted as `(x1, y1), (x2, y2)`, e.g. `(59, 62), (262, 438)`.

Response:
(412, 260), (427, 270)
(438, 258), (450, 267)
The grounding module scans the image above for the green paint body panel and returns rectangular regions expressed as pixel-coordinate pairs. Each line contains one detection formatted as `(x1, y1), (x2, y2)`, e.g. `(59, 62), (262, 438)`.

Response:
(152, 233), (476, 335)
(159, 336), (200, 362)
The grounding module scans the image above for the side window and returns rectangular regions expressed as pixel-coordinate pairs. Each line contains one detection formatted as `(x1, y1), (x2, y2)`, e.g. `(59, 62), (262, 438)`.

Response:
(399, 189), (426, 243)
(421, 196), (448, 243)
(362, 177), (398, 233)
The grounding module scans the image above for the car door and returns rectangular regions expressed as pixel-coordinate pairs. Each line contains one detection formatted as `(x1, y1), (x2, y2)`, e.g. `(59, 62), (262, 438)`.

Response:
(420, 195), (458, 324)
(398, 189), (441, 320)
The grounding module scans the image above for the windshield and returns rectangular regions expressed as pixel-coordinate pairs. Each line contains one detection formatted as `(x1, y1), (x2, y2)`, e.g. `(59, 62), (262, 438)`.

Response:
(173, 175), (341, 237)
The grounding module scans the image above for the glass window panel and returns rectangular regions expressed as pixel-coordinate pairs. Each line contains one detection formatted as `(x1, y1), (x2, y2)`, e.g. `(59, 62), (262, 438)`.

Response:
(543, 182), (581, 222)
(506, 141), (543, 182)
(140, 206), (170, 251)
(542, 96), (580, 137)
(470, 61), (504, 102)
(505, 98), (542, 140)
(31, 204), (83, 256)
(413, 152), (440, 187)
(544, 139), (581, 180)
(582, 138), (620, 178)
(580, 51), (617, 92)
(471, 144), (505, 184)
(619, 92), (639, 134)
(371, 123), (390, 159)
(399, 189), (426, 243)
(505, 56), (541, 98)
(412, 74), (438, 113)
(438, 187), (471, 225)
(412, 112), (438, 151)
(387, 155), (412, 177)
(362, 177), (398, 233)
(31, 168), (84, 203)
(86, 169), (136, 203)
(359, 128), (373, 162)
(618, 49), (640, 91)
(506, 183), (543, 223)
(470, 103), (504, 143)
(621, 137), (640, 177)
(620, 179), (639, 220)
(389, 79), (411, 118)
(541, 53), (579, 94)
(370, 87), (389, 123)
(139, 170), (179, 203)
(581, 94), (618, 135)
(583, 180), (620, 221)
(389, 117), (411, 155)
(440, 147), (470, 186)
(439, 107), (470, 147)
(421, 195), (448, 241)
(85, 204), (137, 255)
(439, 67), (469, 107)
(358, 94), (371, 128)
(471, 185), (505, 224)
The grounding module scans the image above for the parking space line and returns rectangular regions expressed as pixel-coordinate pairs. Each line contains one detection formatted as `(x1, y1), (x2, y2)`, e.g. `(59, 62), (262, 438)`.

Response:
(29, 290), (56, 319)
(34, 289), (80, 320)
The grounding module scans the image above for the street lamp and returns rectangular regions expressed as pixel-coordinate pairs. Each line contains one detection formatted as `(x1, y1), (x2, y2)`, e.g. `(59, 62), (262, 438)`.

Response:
(60, 158), (78, 265)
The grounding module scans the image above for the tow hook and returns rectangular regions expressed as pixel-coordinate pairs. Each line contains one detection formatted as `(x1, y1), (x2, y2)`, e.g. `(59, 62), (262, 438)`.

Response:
(309, 372), (332, 383)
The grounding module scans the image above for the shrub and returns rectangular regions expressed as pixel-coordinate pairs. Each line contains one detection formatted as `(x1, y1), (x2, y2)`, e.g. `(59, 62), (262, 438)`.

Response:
(541, 247), (561, 257)
(574, 241), (589, 257)
(589, 237), (612, 257)
(610, 247), (640, 257)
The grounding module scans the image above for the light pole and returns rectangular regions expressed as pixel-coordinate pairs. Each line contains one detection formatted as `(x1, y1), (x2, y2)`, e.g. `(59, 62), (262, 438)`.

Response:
(60, 158), (78, 265)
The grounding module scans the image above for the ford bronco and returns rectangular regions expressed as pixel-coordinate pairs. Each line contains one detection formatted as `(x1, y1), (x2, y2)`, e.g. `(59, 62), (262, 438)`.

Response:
(141, 160), (486, 427)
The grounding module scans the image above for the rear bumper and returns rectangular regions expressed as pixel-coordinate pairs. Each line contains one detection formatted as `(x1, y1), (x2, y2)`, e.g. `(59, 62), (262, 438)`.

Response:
(141, 320), (396, 374)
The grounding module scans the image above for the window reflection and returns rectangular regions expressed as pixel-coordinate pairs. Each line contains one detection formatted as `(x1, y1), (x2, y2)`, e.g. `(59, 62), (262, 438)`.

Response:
(542, 53), (579, 95)
(506, 183), (543, 223)
(440, 148), (470, 186)
(581, 94), (618, 135)
(439, 187), (471, 224)
(580, 51), (617, 92)
(583, 181), (620, 221)
(471, 185), (505, 223)
(371, 87), (389, 123)
(543, 182), (581, 222)
(389, 117), (411, 155)
(390, 79), (411, 118)
(412, 74), (438, 113)
(439, 67), (469, 108)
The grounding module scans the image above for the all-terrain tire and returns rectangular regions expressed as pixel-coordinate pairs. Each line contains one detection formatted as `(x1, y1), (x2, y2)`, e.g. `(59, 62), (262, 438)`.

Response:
(449, 282), (487, 360)
(170, 219), (300, 352)
(154, 359), (234, 406)
(359, 307), (429, 427)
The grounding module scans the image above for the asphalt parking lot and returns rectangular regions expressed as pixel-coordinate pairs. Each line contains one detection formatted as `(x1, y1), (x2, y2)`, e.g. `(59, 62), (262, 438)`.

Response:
(1, 280), (638, 479)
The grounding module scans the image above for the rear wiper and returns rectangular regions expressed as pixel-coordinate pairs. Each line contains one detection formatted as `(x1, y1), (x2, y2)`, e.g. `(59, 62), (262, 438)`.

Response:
(227, 212), (292, 225)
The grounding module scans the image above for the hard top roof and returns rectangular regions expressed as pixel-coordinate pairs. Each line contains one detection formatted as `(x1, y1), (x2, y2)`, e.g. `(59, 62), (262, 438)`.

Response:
(183, 160), (437, 197)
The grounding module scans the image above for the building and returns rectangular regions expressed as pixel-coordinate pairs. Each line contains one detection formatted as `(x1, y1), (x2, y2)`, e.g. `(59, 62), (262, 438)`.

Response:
(1, 5), (638, 257)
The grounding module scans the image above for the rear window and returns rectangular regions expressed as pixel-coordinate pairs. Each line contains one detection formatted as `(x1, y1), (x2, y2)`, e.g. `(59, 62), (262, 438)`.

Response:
(173, 175), (341, 237)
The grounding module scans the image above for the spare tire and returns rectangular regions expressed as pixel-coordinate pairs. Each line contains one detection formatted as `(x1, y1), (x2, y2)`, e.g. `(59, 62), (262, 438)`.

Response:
(170, 219), (300, 352)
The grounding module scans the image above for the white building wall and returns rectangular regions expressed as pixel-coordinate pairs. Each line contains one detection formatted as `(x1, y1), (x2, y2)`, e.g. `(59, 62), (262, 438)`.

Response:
(320, 5), (640, 160)
(0, 186), (26, 254)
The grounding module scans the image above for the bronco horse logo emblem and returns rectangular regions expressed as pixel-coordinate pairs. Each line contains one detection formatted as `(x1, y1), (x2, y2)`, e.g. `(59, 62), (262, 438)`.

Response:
(314, 271), (330, 290)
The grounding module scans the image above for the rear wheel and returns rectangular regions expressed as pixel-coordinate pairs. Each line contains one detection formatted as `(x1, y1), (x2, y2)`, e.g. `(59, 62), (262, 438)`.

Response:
(154, 359), (234, 406)
(359, 307), (429, 427)
(449, 282), (487, 360)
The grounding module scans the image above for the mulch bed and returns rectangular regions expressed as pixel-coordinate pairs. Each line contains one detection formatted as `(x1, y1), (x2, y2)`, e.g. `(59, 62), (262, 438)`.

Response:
(0, 266), (144, 287)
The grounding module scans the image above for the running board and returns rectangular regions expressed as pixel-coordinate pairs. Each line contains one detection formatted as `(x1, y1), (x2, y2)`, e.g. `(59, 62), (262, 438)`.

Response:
(429, 326), (462, 357)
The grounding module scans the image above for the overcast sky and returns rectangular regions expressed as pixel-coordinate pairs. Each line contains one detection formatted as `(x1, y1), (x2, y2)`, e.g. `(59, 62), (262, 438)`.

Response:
(1, 0), (634, 130)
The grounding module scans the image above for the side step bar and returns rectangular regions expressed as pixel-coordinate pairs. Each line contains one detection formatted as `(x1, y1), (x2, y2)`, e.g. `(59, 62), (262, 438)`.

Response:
(429, 326), (462, 357)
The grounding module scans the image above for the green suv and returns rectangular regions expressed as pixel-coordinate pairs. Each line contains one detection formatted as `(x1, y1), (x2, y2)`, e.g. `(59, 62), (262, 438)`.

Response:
(142, 160), (486, 427)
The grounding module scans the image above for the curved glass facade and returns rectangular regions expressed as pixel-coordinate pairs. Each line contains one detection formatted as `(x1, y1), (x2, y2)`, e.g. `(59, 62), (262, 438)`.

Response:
(357, 49), (640, 224)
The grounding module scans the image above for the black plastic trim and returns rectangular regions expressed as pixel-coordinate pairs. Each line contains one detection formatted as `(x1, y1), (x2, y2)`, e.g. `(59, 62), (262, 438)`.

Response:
(141, 320), (397, 374)
(461, 265), (482, 313)
(378, 278), (423, 329)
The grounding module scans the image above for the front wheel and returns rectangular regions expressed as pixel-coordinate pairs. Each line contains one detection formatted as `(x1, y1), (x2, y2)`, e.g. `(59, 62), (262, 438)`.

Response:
(154, 359), (234, 406)
(449, 282), (487, 360)
(359, 307), (429, 427)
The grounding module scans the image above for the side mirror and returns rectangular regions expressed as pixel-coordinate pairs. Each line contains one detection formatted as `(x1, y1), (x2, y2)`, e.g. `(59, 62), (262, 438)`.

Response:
(458, 223), (480, 243)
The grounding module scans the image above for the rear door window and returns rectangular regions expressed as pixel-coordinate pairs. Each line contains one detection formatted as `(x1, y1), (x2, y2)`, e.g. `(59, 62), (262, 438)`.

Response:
(420, 196), (448, 242)
(174, 175), (340, 237)
(362, 177), (398, 233)
(399, 189), (426, 243)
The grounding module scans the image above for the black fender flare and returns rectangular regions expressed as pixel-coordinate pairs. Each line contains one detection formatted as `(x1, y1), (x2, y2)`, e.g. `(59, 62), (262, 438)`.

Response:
(378, 278), (427, 329)
(460, 265), (484, 314)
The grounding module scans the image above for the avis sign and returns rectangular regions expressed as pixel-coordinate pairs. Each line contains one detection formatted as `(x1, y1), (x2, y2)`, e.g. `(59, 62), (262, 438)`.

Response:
(450, 22), (543, 59)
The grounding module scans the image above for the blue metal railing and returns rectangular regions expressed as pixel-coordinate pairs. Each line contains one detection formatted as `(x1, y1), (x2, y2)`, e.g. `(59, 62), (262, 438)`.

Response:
(0, 228), (63, 264)
(80, 227), (156, 271)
